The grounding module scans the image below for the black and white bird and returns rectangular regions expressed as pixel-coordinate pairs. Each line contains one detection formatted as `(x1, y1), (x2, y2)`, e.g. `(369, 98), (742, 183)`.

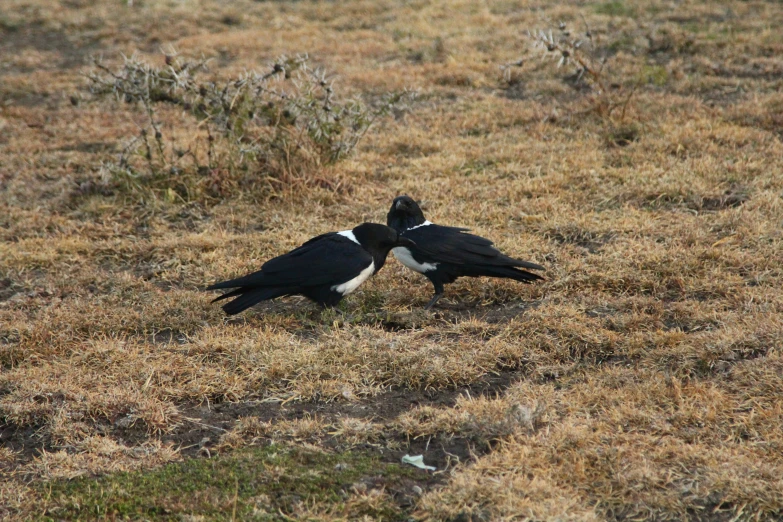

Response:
(207, 223), (415, 315)
(387, 195), (544, 309)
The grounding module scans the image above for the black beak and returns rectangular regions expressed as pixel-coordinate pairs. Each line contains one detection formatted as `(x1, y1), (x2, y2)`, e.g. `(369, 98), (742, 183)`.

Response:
(396, 237), (416, 248)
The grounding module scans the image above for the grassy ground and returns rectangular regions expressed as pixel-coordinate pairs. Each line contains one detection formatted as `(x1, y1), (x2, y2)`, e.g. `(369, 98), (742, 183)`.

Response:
(2, 0), (783, 520)
(34, 444), (425, 520)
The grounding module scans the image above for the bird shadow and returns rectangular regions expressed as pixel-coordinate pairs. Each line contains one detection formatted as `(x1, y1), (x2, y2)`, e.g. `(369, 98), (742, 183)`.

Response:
(219, 295), (543, 339)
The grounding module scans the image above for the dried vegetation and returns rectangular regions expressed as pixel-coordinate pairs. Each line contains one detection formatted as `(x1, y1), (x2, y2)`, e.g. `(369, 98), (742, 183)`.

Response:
(1, 0), (782, 520)
(87, 52), (414, 201)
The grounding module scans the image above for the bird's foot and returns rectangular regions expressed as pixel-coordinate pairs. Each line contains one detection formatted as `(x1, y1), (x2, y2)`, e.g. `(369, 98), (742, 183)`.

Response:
(424, 293), (443, 310)
(319, 303), (351, 325)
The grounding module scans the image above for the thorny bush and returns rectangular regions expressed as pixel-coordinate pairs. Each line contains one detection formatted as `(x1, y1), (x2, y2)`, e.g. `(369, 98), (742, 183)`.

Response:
(504, 19), (641, 134)
(87, 52), (415, 200)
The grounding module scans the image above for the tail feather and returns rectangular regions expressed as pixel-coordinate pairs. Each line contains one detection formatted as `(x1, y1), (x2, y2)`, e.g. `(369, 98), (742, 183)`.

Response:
(469, 265), (545, 283)
(211, 288), (245, 303)
(219, 287), (290, 316)
(206, 271), (265, 291)
(506, 258), (546, 271)
(207, 278), (250, 291)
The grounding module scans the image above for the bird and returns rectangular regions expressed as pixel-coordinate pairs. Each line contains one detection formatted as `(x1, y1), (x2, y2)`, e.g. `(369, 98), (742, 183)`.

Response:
(387, 195), (544, 309)
(207, 222), (416, 315)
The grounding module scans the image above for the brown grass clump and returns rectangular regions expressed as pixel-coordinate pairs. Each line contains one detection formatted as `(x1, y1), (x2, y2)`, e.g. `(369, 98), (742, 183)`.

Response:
(2, 0), (783, 520)
(28, 436), (179, 481)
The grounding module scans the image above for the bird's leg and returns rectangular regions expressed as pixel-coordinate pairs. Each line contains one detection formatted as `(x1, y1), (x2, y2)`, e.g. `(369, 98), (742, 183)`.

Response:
(424, 282), (445, 310)
(318, 301), (347, 325)
(424, 293), (443, 310)
(334, 301), (349, 318)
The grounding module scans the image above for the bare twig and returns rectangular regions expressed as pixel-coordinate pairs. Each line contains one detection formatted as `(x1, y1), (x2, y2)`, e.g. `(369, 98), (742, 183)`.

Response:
(521, 20), (637, 123)
(87, 52), (416, 200)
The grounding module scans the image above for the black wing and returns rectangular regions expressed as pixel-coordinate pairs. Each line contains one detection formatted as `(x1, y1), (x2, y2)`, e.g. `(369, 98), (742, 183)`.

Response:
(401, 224), (544, 270)
(208, 234), (373, 290)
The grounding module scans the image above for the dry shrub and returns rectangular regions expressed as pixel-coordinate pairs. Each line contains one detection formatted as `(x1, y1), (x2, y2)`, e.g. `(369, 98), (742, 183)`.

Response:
(501, 19), (641, 126)
(87, 52), (415, 201)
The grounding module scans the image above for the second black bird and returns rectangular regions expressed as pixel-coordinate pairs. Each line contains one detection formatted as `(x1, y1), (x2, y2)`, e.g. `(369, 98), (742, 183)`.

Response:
(387, 195), (544, 309)
(207, 223), (415, 315)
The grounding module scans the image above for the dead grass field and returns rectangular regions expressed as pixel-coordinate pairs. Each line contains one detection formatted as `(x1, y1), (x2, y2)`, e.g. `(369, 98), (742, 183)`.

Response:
(2, 0), (783, 520)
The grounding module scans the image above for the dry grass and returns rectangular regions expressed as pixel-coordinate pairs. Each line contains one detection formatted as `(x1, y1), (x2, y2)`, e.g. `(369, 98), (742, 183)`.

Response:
(2, 0), (783, 520)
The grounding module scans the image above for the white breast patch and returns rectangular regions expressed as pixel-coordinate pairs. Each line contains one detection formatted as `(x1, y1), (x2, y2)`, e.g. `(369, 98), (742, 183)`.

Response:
(332, 261), (375, 295)
(392, 247), (438, 273)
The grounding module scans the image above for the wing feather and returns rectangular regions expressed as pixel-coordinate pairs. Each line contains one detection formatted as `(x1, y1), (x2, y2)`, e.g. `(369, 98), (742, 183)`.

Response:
(401, 224), (544, 270)
(208, 234), (373, 290)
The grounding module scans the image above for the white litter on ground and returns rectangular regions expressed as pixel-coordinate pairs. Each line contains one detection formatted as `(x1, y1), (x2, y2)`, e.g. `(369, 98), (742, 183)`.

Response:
(401, 454), (436, 471)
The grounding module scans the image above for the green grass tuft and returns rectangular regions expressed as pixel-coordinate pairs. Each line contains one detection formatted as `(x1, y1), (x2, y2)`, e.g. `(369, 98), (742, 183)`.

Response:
(38, 445), (420, 521)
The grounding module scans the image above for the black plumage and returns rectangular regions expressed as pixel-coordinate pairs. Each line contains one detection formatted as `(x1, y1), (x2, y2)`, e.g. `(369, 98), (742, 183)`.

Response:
(387, 195), (544, 309)
(207, 223), (415, 315)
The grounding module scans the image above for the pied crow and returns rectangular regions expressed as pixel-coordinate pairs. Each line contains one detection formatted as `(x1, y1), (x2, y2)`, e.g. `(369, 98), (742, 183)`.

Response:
(207, 222), (415, 315)
(387, 195), (544, 309)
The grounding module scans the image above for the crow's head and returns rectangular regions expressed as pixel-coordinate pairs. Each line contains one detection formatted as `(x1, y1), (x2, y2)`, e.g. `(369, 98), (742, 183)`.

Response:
(352, 222), (416, 270)
(387, 195), (426, 232)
